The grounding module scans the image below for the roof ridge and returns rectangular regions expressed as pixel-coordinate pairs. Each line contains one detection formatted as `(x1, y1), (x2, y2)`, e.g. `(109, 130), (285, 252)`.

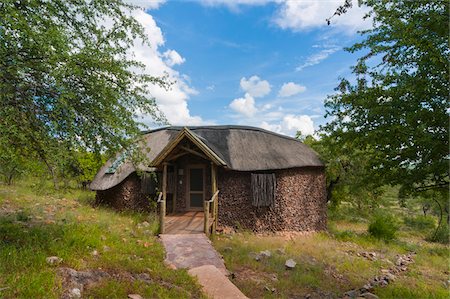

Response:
(141, 125), (304, 144)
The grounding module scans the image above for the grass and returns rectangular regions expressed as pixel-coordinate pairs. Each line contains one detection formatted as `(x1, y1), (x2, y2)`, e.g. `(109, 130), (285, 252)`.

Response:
(1, 180), (448, 298)
(213, 206), (449, 298)
(0, 179), (203, 298)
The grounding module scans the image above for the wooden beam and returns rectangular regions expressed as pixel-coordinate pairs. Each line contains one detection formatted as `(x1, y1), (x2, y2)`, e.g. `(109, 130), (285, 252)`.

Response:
(204, 199), (209, 236)
(180, 146), (209, 160)
(173, 164), (177, 214)
(160, 162), (167, 234)
(166, 151), (188, 161)
(211, 163), (218, 235)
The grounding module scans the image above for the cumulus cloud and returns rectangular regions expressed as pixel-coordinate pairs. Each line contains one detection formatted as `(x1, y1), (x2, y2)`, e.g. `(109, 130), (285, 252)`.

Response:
(261, 114), (315, 136)
(240, 75), (271, 98)
(162, 50), (186, 66)
(126, 9), (207, 126)
(198, 0), (371, 34)
(229, 93), (258, 117)
(273, 1), (371, 33)
(278, 82), (306, 97)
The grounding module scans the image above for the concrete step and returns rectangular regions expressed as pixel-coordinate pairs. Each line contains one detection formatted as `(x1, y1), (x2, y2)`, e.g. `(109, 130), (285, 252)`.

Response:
(189, 265), (248, 299)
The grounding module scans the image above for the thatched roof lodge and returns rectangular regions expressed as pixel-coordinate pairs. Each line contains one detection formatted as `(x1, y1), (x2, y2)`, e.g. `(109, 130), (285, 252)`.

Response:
(90, 126), (327, 233)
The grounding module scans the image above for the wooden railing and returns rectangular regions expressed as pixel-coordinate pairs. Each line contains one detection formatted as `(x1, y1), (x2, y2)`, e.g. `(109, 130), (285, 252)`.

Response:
(157, 192), (165, 233)
(204, 190), (219, 236)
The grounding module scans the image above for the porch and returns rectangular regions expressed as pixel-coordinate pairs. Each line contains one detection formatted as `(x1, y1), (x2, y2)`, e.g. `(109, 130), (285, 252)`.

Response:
(165, 211), (216, 234)
(154, 127), (225, 236)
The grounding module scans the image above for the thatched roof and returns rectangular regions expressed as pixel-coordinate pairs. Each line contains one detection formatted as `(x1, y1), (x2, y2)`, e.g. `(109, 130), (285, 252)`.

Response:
(90, 126), (323, 191)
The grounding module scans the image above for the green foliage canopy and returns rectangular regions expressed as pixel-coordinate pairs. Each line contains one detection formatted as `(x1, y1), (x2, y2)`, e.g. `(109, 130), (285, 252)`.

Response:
(323, 0), (449, 194)
(0, 0), (166, 179)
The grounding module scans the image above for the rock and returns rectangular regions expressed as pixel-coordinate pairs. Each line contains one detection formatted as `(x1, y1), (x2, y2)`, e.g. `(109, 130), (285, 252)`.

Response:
(46, 256), (63, 266)
(91, 250), (99, 256)
(260, 250), (271, 258)
(344, 289), (360, 298)
(361, 284), (373, 291)
(285, 259), (296, 269)
(69, 288), (81, 298)
(141, 221), (150, 227)
(385, 273), (396, 281)
(103, 246), (111, 252)
(128, 294), (143, 299)
(360, 292), (379, 299)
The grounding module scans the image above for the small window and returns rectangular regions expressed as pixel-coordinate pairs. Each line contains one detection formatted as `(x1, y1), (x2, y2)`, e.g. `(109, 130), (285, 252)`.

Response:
(251, 173), (276, 207)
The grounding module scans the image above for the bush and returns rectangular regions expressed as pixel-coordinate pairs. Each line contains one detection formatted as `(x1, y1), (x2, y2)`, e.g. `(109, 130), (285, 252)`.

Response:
(426, 222), (449, 245)
(403, 215), (436, 231)
(368, 213), (399, 241)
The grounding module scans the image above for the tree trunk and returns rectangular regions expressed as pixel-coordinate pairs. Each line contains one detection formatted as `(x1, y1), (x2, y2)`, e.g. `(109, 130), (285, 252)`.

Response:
(326, 176), (340, 203)
(431, 198), (443, 241)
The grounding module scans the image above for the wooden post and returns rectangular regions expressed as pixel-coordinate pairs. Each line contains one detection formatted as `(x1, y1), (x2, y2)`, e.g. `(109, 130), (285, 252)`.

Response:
(160, 163), (167, 234)
(173, 165), (177, 214)
(204, 199), (209, 236)
(211, 163), (218, 235)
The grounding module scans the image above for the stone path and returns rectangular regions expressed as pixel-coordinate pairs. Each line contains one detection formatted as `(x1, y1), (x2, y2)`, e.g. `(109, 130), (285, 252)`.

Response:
(160, 234), (228, 275)
(160, 234), (248, 298)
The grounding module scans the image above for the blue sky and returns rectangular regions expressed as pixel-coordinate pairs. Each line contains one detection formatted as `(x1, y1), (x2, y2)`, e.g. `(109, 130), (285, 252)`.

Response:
(130, 0), (372, 137)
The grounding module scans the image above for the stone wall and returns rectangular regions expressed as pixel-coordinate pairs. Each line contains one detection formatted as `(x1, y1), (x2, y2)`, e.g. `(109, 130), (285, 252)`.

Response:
(95, 173), (151, 211)
(217, 167), (327, 232)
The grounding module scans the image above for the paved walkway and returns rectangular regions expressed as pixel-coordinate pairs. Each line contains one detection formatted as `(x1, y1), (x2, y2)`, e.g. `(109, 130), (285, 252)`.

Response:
(160, 234), (248, 299)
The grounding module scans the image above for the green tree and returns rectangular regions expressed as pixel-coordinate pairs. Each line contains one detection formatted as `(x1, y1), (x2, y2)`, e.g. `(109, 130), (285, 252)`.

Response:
(303, 133), (383, 210)
(0, 0), (167, 187)
(324, 0), (449, 195)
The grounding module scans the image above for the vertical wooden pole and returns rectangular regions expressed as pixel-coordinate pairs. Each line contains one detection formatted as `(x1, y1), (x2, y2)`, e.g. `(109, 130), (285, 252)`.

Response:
(160, 162), (167, 234)
(173, 165), (177, 214)
(211, 163), (218, 235)
(204, 199), (209, 236)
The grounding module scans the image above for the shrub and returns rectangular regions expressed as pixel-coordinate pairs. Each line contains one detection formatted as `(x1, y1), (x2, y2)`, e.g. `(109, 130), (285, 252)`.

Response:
(368, 213), (399, 241)
(426, 222), (449, 245)
(403, 215), (436, 231)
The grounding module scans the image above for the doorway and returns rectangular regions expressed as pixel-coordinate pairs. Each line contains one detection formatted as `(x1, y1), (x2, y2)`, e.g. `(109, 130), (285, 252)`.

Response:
(187, 165), (204, 210)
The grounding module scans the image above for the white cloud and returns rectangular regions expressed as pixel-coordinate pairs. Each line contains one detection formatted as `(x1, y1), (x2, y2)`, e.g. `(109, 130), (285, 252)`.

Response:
(229, 93), (258, 117)
(198, 0), (371, 34)
(273, 1), (371, 33)
(278, 82), (306, 97)
(296, 45), (340, 71)
(261, 114), (315, 136)
(127, 10), (207, 126)
(162, 49), (185, 66)
(240, 75), (271, 98)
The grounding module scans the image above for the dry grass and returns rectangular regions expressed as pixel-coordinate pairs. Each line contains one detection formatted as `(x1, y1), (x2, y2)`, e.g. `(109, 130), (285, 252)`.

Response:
(213, 222), (449, 299)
